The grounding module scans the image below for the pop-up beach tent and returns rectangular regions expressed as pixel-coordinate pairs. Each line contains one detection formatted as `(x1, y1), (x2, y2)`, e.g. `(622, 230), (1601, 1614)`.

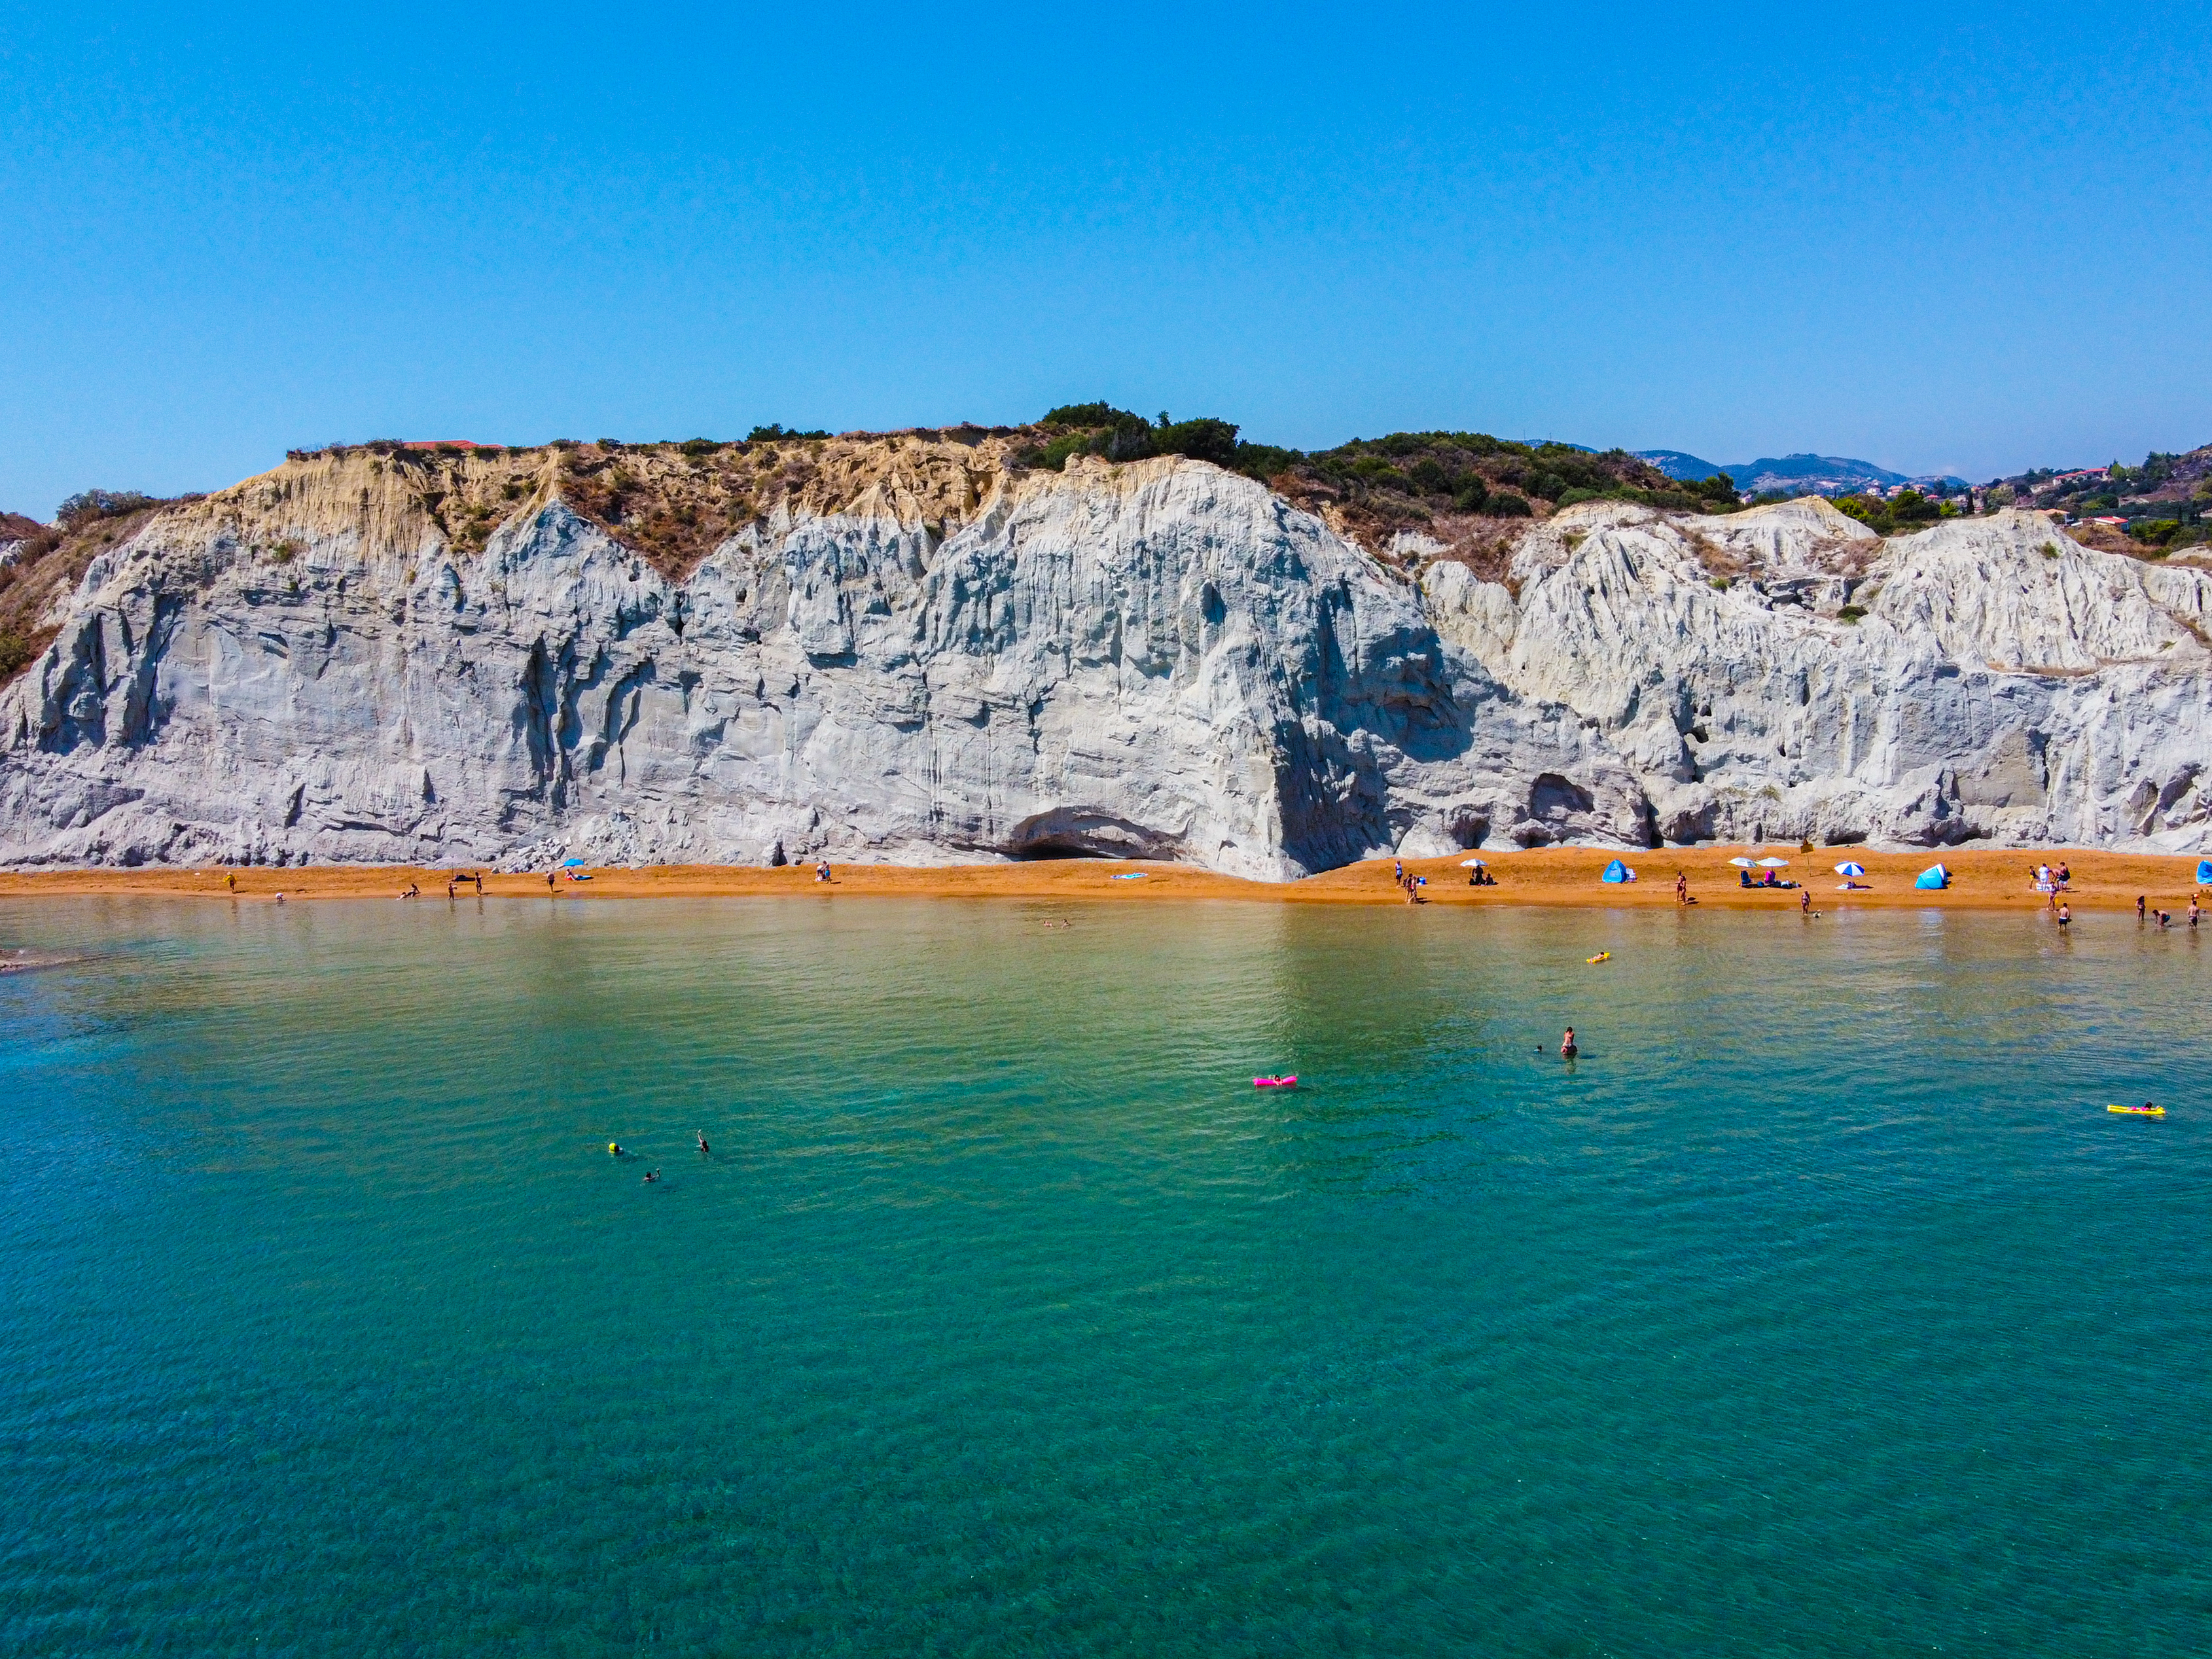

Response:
(1914, 864), (1950, 890)
(1601, 858), (1633, 883)
(2197, 859), (2212, 885)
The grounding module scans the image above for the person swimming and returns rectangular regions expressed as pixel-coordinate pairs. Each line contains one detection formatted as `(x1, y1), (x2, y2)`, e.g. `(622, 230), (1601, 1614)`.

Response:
(1560, 1026), (1578, 1058)
(608, 1141), (622, 1156)
(643, 1169), (660, 1183)
(696, 1132), (709, 1154)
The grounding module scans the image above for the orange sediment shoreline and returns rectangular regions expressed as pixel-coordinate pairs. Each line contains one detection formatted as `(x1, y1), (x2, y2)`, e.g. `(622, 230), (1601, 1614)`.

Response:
(0, 847), (2202, 911)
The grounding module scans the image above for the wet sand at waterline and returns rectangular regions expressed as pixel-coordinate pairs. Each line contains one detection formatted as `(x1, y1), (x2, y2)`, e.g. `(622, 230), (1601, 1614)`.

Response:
(0, 846), (2200, 910)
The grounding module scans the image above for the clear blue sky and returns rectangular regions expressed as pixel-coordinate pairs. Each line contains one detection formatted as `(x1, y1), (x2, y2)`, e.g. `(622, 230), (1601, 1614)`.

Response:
(4, 2), (2208, 517)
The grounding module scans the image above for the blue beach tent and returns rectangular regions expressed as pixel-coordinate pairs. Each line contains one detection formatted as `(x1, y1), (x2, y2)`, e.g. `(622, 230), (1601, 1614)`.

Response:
(1601, 858), (1631, 883)
(1914, 864), (1950, 890)
(2196, 859), (2212, 885)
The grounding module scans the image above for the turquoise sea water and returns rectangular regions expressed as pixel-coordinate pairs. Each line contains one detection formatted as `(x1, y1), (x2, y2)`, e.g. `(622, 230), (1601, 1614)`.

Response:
(2, 895), (2207, 1656)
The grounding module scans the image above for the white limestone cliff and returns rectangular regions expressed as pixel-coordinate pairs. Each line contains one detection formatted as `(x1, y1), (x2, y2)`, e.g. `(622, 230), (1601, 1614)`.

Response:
(4, 444), (2210, 873)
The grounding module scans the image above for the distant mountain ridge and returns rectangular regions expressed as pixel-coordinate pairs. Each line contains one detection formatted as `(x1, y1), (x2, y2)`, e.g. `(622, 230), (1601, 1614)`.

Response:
(1637, 450), (1965, 496)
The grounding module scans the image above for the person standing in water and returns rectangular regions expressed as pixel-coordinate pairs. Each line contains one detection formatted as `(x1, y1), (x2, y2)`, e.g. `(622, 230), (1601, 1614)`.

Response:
(2138, 894), (2147, 922)
(2057, 902), (2071, 927)
(1560, 1027), (1578, 1058)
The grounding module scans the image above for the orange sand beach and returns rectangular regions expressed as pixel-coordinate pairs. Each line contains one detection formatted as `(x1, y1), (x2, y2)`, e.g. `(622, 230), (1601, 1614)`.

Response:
(0, 847), (2204, 912)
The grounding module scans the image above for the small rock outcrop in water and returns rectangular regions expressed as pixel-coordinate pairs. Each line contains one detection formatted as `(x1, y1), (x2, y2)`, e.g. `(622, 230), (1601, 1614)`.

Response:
(3, 438), (2211, 874)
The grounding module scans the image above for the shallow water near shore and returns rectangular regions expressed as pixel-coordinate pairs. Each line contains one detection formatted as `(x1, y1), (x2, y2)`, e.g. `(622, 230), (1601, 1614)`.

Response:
(3, 896), (2207, 1656)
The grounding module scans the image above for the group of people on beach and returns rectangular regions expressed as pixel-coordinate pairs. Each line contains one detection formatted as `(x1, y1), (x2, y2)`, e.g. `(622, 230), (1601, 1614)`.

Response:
(399, 872), (485, 899)
(1392, 861), (1428, 904)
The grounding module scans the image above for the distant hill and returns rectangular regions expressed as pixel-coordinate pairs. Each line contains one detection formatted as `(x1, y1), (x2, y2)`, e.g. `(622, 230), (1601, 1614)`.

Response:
(1633, 450), (1730, 482)
(1637, 450), (1965, 497)
(1725, 454), (1911, 495)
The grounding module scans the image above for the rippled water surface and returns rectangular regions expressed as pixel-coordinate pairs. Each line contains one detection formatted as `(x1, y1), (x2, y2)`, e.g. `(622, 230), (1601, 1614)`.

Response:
(3, 895), (2207, 1656)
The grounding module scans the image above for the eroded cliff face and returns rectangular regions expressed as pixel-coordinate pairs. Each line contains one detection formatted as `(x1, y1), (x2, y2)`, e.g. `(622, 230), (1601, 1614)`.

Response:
(3, 439), (2209, 872)
(1423, 499), (2212, 848)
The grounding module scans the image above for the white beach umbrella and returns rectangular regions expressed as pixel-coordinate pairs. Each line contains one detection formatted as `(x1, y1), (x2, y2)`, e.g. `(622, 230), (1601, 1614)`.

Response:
(1757, 857), (1790, 868)
(1834, 861), (1866, 877)
(1727, 856), (1755, 867)
(1459, 857), (1487, 867)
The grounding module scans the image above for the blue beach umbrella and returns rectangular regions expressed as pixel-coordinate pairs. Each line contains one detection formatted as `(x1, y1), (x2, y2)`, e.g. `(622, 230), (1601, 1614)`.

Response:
(1834, 861), (1866, 877)
(560, 857), (586, 868)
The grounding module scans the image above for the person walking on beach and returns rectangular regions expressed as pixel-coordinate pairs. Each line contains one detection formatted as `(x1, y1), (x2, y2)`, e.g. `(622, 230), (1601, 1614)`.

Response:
(473, 871), (484, 895)
(226, 870), (237, 893)
(547, 871), (558, 894)
(1675, 871), (1688, 904)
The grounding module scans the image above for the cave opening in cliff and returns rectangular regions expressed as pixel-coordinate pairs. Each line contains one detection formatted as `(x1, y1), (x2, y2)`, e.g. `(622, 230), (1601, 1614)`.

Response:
(1008, 841), (1124, 861)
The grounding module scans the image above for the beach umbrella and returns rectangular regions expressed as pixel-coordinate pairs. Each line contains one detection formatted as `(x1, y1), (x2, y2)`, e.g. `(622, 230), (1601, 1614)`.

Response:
(1727, 856), (1755, 867)
(1757, 857), (1790, 867)
(560, 857), (586, 868)
(1459, 857), (1486, 867)
(1834, 861), (1866, 877)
